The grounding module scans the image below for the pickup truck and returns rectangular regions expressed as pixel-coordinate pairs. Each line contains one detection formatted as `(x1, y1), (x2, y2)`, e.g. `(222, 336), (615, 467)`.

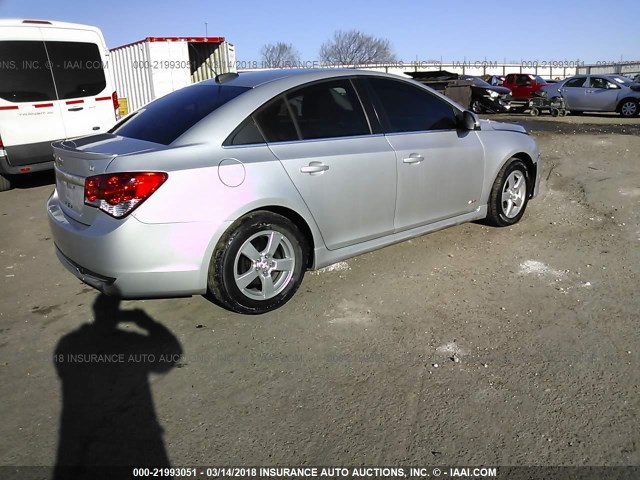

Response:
(502, 74), (548, 111)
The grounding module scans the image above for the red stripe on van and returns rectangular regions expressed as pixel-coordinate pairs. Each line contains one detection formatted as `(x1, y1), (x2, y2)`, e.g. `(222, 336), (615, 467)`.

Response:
(95, 96), (111, 101)
(66, 99), (85, 105)
(0, 106), (19, 111)
(34, 103), (54, 108)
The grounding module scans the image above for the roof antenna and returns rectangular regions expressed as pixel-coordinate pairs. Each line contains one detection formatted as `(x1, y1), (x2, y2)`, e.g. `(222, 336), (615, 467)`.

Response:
(215, 72), (239, 84)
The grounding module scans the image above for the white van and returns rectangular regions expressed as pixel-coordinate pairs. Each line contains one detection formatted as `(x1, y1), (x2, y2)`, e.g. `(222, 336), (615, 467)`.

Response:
(0, 19), (119, 191)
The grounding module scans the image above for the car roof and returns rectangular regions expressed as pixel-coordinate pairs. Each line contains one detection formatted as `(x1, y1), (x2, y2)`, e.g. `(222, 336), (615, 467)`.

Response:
(203, 68), (401, 89)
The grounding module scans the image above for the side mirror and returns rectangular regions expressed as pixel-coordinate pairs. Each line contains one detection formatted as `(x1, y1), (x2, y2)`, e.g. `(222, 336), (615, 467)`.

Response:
(461, 110), (480, 130)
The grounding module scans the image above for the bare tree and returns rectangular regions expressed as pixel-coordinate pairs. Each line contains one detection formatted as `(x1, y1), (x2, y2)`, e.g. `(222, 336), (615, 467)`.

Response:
(260, 42), (300, 68)
(320, 30), (396, 66)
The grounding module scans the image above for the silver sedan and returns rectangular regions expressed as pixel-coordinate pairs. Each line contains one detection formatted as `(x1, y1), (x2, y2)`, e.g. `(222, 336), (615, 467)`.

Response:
(48, 69), (541, 314)
(539, 74), (640, 117)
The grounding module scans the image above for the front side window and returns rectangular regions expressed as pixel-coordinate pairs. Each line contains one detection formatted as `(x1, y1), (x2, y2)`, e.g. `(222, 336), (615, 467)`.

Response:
(113, 84), (249, 145)
(367, 78), (458, 133)
(45, 41), (107, 99)
(0, 41), (57, 102)
(590, 77), (613, 89)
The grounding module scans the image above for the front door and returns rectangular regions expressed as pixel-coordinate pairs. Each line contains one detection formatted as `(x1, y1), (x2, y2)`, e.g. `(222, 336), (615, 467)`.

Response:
(586, 77), (620, 111)
(365, 77), (484, 231)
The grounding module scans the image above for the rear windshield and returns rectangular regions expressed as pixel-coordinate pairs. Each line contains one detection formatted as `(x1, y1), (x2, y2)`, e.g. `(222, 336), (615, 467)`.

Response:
(46, 41), (107, 99)
(112, 84), (249, 145)
(0, 41), (57, 102)
(0, 40), (106, 102)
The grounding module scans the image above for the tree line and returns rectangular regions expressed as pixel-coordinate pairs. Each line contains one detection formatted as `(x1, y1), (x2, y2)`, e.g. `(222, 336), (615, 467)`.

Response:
(260, 29), (396, 68)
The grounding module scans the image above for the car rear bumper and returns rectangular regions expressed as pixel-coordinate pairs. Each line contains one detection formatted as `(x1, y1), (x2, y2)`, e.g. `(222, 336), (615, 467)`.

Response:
(0, 140), (58, 174)
(48, 191), (225, 298)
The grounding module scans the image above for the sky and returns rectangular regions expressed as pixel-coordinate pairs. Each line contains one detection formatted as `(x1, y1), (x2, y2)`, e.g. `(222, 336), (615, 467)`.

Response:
(1, 0), (639, 64)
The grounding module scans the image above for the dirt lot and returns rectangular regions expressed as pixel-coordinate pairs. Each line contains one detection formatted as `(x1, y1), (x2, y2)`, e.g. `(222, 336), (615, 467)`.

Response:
(1, 114), (639, 474)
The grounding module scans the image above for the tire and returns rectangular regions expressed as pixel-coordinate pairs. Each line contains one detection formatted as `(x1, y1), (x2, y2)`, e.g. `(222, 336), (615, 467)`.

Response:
(529, 107), (539, 116)
(551, 108), (560, 117)
(207, 211), (306, 314)
(471, 99), (484, 114)
(484, 158), (530, 227)
(619, 99), (639, 118)
(0, 174), (13, 192)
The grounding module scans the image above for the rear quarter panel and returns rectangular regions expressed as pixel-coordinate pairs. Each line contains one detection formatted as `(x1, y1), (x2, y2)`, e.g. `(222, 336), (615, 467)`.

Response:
(108, 142), (325, 282)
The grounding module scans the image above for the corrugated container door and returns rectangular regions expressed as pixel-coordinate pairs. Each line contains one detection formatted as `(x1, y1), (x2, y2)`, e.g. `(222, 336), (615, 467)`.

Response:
(147, 40), (191, 98)
(111, 41), (153, 113)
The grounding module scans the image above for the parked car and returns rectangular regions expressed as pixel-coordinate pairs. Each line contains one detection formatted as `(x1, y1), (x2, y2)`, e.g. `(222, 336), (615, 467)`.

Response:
(405, 71), (511, 113)
(48, 69), (541, 314)
(538, 74), (640, 117)
(459, 75), (512, 113)
(0, 19), (120, 192)
(501, 74), (548, 111)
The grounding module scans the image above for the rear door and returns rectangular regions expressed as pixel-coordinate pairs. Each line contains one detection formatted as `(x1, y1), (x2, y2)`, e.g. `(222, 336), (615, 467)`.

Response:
(0, 27), (66, 164)
(260, 78), (397, 250)
(560, 77), (589, 110)
(40, 27), (116, 138)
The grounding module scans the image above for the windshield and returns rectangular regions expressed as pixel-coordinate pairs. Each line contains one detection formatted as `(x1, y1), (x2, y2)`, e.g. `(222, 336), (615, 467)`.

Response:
(462, 76), (491, 87)
(534, 76), (547, 84)
(611, 76), (634, 86)
(112, 84), (249, 145)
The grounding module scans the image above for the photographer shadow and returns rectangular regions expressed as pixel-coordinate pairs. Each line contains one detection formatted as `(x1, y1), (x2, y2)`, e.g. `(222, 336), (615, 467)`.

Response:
(53, 294), (183, 479)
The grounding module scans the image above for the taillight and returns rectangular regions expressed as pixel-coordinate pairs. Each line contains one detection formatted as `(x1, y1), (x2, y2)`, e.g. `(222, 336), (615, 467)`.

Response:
(0, 135), (3, 148)
(112, 91), (121, 120)
(84, 172), (167, 218)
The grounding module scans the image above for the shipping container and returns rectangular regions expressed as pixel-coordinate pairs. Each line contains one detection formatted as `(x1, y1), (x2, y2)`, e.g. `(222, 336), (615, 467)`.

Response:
(110, 37), (236, 113)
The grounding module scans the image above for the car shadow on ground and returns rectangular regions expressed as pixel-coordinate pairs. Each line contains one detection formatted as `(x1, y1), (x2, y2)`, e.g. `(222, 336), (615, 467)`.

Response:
(52, 294), (183, 480)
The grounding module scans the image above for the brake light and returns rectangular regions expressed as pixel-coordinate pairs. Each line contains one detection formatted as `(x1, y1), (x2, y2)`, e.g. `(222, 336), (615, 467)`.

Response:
(84, 172), (167, 218)
(0, 135), (3, 148)
(112, 91), (121, 120)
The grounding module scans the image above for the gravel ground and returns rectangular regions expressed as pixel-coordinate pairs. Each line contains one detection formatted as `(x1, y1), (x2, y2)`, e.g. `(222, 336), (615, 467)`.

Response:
(0, 113), (639, 473)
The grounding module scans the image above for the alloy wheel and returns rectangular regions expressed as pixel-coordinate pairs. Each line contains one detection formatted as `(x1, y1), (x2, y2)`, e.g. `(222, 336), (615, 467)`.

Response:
(233, 230), (296, 301)
(501, 171), (527, 218)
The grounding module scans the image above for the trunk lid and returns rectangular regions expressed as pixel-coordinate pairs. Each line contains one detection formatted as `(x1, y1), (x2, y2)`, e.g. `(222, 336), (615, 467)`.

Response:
(53, 133), (165, 225)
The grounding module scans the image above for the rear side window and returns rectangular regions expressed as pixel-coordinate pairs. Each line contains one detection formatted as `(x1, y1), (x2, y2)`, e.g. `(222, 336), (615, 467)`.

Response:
(565, 78), (587, 88)
(253, 79), (370, 142)
(368, 78), (458, 133)
(45, 42), (107, 99)
(0, 41), (57, 102)
(284, 79), (369, 140)
(112, 84), (249, 145)
(254, 98), (299, 142)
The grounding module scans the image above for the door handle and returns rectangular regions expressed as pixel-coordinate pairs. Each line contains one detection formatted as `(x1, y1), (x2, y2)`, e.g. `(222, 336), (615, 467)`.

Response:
(300, 162), (329, 174)
(403, 155), (424, 164)
(68, 107), (84, 112)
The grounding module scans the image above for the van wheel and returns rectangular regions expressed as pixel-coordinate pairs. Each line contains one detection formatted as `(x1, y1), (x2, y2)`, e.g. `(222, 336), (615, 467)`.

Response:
(484, 158), (530, 227)
(0, 174), (13, 192)
(208, 211), (306, 314)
